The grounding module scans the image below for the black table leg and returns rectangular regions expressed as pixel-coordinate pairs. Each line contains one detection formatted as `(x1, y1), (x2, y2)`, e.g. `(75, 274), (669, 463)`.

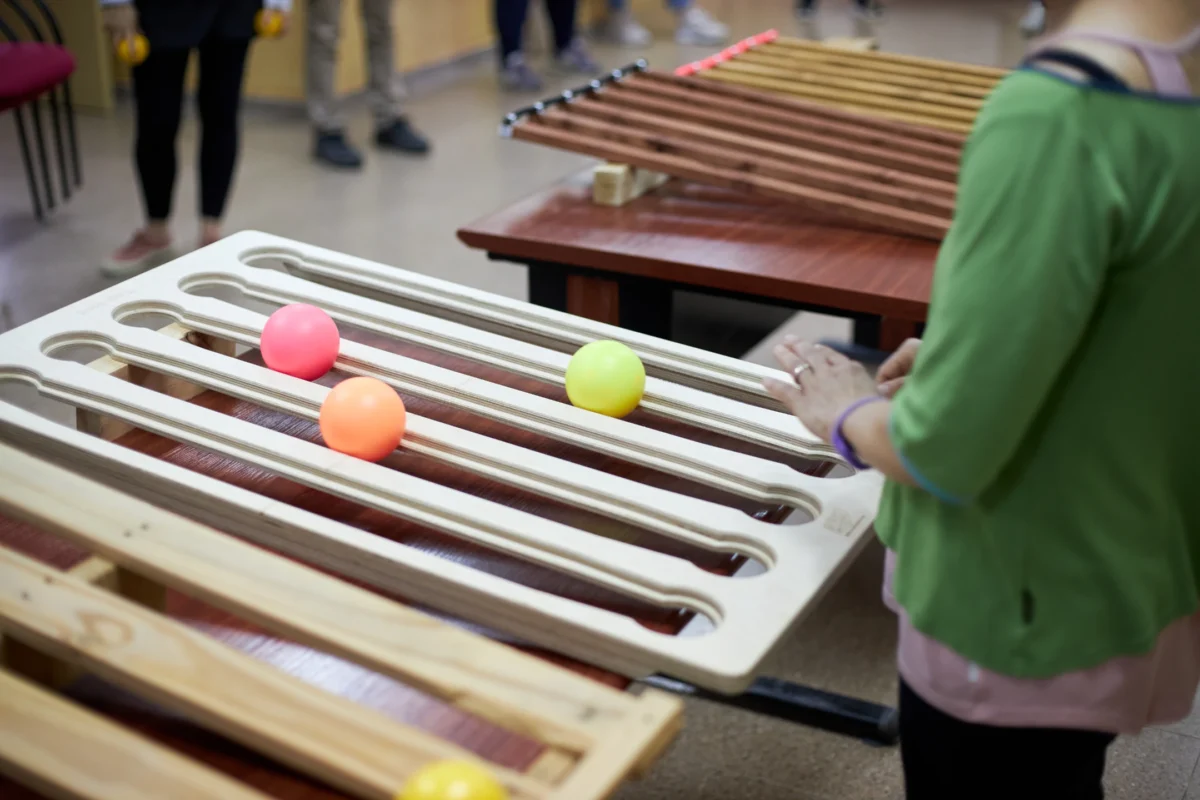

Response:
(616, 274), (673, 340)
(852, 315), (882, 349)
(526, 261), (568, 313)
(642, 675), (900, 746)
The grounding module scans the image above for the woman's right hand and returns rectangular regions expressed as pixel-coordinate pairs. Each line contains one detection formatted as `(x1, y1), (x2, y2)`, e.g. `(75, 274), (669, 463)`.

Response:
(102, 2), (139, 48)
(876, 338), (921, 398)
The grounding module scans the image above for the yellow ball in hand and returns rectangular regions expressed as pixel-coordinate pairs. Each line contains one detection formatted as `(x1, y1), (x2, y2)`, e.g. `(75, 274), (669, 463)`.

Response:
(396, 760), (509, 800)
(116, 34), (149, 66)
(564, 340), (646, 418)
(255, 9), (284, 38)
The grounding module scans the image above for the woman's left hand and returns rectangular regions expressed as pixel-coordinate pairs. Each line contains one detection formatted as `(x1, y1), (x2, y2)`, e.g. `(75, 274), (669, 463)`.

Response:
(764, 338), (879, 442)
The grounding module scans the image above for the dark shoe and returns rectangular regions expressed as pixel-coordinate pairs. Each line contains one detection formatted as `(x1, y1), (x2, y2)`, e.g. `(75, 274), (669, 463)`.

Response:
(375, 118), (430, 155)
(313, 130), (363, 169)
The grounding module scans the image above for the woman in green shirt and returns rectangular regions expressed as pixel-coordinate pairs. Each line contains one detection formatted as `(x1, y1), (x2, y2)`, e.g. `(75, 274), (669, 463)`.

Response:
(767, 0), (1200, 796)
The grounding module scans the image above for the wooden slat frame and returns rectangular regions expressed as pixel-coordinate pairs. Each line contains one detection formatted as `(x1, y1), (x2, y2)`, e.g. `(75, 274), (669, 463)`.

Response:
(0, 232), (884, 694)
(0, 443), (682, 800)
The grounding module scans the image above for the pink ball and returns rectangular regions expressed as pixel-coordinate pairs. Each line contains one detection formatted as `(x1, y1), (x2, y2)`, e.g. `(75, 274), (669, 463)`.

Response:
(261, 304), (340, 380)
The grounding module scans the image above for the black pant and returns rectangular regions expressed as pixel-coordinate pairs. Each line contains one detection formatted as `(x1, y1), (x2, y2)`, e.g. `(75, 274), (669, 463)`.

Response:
(133, 37), (250, 222)
(798, 0), (873, 9)
(494, 0), (579, 62)
(900, 680), (1116, 799)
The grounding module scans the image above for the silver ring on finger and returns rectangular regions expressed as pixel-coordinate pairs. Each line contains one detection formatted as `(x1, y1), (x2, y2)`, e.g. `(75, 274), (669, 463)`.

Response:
(792, 363), (812, 381)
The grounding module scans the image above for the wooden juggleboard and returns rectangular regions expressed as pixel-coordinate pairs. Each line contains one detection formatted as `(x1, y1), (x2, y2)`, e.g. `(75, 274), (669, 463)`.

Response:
(0, 231), (884, 696)
(0, 437), (682, 800)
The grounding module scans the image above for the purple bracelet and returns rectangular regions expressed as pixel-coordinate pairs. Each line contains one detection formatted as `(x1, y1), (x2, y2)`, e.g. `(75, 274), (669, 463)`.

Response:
(832, 396), (886, 470)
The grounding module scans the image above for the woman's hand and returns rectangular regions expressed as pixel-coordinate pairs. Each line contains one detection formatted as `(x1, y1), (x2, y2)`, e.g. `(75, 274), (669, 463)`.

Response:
(876, 337), (921, 398)
(764, 338), (879, 442)
(102, 2), (139, 47)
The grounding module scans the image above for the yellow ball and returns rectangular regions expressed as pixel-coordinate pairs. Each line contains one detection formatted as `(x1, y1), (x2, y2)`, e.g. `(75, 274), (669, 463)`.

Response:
(396, 760), (509, 800)
(116, 34), (149, 66)
(564, 340), (646, 418)
(255, 9), (284, 37)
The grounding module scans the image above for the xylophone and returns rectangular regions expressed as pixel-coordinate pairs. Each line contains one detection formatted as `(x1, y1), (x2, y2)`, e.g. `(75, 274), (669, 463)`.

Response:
(0, 232), (885, 795)
(503, 63), (962, 240)
(678, 30), (1010, 134)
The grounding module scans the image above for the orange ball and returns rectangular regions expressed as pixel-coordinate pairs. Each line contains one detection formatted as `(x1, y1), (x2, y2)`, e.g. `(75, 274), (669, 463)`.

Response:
(319, 377), (406, 462)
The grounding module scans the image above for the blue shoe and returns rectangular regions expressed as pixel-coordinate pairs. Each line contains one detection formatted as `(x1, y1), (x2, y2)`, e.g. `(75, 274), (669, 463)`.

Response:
(314, 130), (363, 169)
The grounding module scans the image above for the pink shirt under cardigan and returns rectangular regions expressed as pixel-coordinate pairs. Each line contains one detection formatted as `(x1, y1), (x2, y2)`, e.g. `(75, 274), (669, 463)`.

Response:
(888, 26), (1200, 733)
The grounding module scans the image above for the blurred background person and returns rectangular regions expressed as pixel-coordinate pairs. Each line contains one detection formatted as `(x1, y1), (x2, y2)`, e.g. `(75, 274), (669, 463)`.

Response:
(308, 0), (431, 169)
(597, 0), (729, 47)
(495, 0), (599, 92)
(796, 0), (884, 21)
(1021, 0), (1047, 35)
(100, 0), (290, 277)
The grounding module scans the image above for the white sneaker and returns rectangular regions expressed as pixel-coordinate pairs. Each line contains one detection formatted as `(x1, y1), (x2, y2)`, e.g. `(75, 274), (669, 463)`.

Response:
(1020, 1), (1046, 36)
(101, 230), (175, 278)
(600, 11), (652, 47)
(675, 7), (729, 46)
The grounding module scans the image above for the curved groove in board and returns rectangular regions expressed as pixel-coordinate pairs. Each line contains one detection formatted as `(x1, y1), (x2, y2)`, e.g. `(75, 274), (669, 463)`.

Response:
(0, 400), (875, 692)
(108, 294), (838, 487)
(76, 314), (813, 564)
(163, 268), (835, 459)
(229, 238), (785, 401)
(56, 311), (835, 525)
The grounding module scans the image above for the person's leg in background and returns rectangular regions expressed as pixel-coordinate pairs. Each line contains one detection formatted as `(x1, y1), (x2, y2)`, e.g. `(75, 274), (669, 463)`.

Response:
(797, 0), (883, 20)
(899, 681), (1114, 800)
(495, 0), (544, 91)
(361, 0), (430, 156)
(601, 0), (728, 47)
(1021, 0), (1047, 36)
(104, 48), (191, 276)
(545, 0), (599, 75)
(307, 0), (363, 168)
(195, 36), (252, 248)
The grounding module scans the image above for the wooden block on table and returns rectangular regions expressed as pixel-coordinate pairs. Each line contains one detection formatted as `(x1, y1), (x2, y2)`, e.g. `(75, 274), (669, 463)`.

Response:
(592, 163), (668, 207)
(823, 36), (880, 52)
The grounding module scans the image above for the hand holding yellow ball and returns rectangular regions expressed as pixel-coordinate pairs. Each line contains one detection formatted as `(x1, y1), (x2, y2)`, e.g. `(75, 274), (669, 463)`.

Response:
(255, 9), (287, 38)
(565, 340), (646, 418)
(115, 34), (149, 66)
(397, 760), (509, 800)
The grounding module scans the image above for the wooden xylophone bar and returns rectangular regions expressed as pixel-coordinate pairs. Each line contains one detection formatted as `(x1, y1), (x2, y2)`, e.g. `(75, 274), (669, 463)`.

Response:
(0, 410), (683, 800)
(505, 70), (962, 240)
(680, 33), (1009, 134)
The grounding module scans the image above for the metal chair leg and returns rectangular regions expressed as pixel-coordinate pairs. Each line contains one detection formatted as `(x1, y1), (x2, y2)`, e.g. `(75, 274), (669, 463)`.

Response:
(47, 86), (70, 201)
(61, 81), (81, 186)
(28, 97), (56, 211)
(13, 107), (44, 221)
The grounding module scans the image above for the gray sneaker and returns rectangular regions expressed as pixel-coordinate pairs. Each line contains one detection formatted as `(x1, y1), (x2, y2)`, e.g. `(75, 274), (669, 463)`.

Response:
(675, 7), (729, 46)
(500, 51), (544, 92)
(1020, 1), (1046, 36)
(554, 38), (601, 76)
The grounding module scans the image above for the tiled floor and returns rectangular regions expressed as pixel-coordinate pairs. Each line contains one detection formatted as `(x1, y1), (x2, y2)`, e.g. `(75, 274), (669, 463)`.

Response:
(1, 1), (1197, 798)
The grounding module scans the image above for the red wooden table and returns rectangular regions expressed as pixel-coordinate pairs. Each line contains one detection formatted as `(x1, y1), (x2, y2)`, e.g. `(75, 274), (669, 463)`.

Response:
(458, 172), (940, 352)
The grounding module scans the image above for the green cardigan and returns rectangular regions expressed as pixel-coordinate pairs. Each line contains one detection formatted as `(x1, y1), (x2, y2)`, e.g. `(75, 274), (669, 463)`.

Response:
(877, 70), (1200, 678)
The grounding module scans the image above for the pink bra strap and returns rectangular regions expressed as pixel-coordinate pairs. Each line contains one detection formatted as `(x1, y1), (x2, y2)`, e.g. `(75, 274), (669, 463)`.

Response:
(1033, 25), (1200, 96)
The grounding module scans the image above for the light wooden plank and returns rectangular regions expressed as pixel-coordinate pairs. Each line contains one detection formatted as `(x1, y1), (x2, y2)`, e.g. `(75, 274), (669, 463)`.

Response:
(0, 439), (676, 757)
(0, 546), (546, 800)
(0, 668), (270, 800)
(773, 36), (1011, 79)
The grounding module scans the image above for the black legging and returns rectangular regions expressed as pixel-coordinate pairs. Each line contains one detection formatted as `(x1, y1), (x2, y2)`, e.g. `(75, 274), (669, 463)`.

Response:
(494, 0), (579, 62)
(133, 37), (250, 222)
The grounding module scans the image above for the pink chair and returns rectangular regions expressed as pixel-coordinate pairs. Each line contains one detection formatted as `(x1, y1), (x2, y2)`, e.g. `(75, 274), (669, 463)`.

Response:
(0, 0), (80, 221)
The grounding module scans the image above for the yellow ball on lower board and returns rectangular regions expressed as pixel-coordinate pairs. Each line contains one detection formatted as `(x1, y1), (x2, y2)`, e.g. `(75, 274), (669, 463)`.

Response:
(396, 760), (509, 800)
(564, 340), (646, 418)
